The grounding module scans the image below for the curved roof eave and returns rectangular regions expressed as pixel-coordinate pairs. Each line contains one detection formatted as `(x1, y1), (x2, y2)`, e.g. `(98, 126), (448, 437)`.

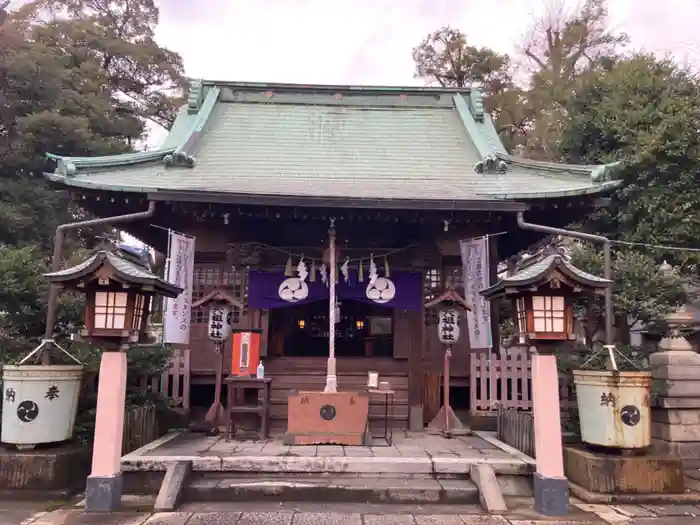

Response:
(480, 180), (622, 200)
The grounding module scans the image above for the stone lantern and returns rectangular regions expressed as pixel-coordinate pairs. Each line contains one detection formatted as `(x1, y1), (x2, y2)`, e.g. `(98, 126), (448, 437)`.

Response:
(46, 246), (182, 346)
(481, 253), (611, 517)
(45, 245), (182, 512)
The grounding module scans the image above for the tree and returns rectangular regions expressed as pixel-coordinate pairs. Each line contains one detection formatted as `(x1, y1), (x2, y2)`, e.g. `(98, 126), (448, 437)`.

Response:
(517, 0), (628, 157)
(558, 55), (700, 272)
(411, 26), (531, 151)
(0, 0), (185, 353)
(569, 244), (687, 344)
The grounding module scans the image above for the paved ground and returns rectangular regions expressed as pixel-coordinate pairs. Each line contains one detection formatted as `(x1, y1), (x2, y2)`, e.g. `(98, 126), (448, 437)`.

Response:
(6, 500), (700, 525)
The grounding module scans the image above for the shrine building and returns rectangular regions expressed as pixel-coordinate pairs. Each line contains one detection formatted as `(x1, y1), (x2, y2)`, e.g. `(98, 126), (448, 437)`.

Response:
(44, 80), (620, 432)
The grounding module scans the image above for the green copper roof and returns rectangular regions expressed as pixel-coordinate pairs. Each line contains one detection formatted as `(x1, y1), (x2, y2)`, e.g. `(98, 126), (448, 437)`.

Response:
(481, 254), (611, 300)
(45, 248), (182, 298)
(44, 80), (621, 205)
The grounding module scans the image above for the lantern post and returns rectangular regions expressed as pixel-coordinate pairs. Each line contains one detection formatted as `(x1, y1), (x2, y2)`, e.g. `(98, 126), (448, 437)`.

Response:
(424, 285), (472, 437)
(481, 253), (611, 516)
(191, 290), (240, 434)
(45, 246), (182, 513)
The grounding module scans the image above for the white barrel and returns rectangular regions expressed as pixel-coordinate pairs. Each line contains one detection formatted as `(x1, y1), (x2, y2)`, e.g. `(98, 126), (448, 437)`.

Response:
(1, 365), (83, 447)
(573, 369), (651, 449)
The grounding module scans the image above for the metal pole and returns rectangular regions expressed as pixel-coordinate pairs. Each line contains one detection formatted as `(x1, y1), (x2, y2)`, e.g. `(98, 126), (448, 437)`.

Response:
(324, 218), (338, 393)
(516, 212), (613, 345)
(44, 201), (158, 344)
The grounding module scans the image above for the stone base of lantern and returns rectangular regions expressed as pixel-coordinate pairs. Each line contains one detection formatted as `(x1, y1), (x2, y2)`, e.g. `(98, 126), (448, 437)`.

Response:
(284, 391), (369, 446)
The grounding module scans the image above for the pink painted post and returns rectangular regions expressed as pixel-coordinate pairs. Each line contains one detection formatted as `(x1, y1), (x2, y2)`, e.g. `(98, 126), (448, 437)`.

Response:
(85, 350), (128, 512)
(531, 350), (568, 515)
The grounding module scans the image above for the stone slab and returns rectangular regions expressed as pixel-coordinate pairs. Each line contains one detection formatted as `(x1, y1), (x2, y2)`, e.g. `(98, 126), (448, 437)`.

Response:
(650, 350), (700, 366)
(564, 446), (685, 494)
(154, 460), (192, 512)
(651, 365), (700, 380)
(185, 475), (479, 504)
(656, 381), (700, 398)
(652, 408), (700, 425)
(654, 398), (700, 410)
(470, 464), (507, 514)
(652, 421), (700, 441)
(237, 511), (294, 524)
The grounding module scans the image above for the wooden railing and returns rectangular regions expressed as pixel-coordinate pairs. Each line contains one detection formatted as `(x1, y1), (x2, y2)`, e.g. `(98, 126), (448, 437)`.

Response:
(469, 348), (577, 413)
(122, 405), (160, 455)
(496, 404), (535, 458)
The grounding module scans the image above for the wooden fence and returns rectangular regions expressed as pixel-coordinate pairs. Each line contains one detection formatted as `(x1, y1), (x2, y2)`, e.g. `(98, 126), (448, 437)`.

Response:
(122, 404), (160, 455)
(469, 348), (577, 413)
(496, 404), (535, 458)
(139, 348), (191, 409)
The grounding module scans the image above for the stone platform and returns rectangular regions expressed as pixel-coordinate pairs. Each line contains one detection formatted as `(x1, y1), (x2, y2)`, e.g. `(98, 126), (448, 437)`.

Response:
(122, 430), (533, 476)
(120, 430), (534, 510)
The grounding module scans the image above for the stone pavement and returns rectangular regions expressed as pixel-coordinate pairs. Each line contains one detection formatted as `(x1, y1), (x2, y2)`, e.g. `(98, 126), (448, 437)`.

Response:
(8, 500), (700, 525)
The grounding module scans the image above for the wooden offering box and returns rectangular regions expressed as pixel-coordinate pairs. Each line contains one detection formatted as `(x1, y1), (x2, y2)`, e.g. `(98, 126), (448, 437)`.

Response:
(285, 391), (369, 446)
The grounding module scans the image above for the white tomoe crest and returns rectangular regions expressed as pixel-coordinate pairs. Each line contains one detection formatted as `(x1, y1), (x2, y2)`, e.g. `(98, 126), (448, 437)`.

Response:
(278, 277), (309, 302)
(366, 276), (396, 304)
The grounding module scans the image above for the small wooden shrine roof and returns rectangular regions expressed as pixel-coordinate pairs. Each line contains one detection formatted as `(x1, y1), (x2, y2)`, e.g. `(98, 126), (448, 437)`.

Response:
(45, 247), (182, 298)
(43, 81), (620, 209)
(481, 254), (611, 299)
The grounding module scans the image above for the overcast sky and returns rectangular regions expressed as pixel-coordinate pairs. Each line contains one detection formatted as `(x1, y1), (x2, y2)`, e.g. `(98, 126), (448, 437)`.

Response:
(155, 0), (696, 84)
(146, 0), (695, 143)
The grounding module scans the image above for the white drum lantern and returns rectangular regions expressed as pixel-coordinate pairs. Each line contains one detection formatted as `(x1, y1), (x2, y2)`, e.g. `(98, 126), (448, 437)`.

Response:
(208, 303), (232, 342)
(438, 308), (461, 344)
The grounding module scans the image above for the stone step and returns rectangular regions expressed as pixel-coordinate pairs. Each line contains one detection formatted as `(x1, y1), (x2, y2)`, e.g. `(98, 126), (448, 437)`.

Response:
(183, 474), (480, 504)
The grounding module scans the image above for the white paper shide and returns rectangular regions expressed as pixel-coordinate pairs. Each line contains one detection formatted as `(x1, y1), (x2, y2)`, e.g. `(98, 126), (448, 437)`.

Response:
(460, 236), (491, 350)
(163, 231), (195, 344)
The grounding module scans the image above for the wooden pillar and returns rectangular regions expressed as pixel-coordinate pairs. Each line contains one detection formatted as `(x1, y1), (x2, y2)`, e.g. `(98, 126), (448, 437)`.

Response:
(408, 271), (425, 431)
(85, 350), (128, 512)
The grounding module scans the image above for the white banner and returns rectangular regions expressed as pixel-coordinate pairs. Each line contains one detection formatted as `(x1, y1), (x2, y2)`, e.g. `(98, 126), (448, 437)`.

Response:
(460, 236), (492, 350)
(163, 231), (195, 344)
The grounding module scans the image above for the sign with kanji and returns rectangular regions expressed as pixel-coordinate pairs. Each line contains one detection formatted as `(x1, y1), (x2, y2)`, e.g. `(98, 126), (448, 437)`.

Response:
(438, 308), (461, 345)
(208, 303), (232, 341)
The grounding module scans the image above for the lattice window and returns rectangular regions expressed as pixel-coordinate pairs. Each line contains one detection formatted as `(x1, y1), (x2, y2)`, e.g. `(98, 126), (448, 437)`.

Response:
(444, 265), (464, 289)
(191, 265), (248, 325)
(532, 296), (565, 333)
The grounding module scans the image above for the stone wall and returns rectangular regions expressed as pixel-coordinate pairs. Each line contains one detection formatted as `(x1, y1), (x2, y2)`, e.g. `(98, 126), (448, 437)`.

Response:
(650, 336), (700, 468)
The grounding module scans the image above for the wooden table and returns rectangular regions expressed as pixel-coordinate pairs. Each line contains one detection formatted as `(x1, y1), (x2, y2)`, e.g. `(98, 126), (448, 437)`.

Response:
(224, 376), (272, 441)
(367, 388), (395, 446)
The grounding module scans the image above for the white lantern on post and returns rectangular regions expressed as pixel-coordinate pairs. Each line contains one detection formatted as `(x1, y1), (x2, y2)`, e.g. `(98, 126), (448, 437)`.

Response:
(208, 303), (232, 342)
(437, 308), (461, 345)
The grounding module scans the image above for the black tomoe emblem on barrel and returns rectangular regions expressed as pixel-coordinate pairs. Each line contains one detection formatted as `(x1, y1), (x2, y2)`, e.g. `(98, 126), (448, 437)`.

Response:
(320, 404), (336, 421)
(17, 400), (39, 422)
(620, 405), (641, 427)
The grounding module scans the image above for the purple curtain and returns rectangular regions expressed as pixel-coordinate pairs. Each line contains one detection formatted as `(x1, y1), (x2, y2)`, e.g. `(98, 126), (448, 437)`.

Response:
(247, 270), (328, 309)
(247, 269), (423, 311)
(338, 270), (423, 311)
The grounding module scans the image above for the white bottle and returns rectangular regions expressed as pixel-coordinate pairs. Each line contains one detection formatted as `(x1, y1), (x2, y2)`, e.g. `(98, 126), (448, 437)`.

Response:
(256, 360), (265, 379)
